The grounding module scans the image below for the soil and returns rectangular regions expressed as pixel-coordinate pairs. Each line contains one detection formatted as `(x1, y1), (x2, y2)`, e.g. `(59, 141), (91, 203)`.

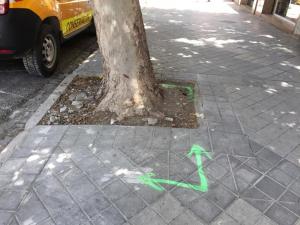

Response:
(39, 76), (199, 128)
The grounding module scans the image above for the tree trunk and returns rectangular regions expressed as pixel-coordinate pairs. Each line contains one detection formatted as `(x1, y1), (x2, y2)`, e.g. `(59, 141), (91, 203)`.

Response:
(91, 0), (161, 119)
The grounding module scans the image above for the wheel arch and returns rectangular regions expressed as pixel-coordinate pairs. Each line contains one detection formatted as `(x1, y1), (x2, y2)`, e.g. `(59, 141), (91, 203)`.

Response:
(41, 16), (63, 43)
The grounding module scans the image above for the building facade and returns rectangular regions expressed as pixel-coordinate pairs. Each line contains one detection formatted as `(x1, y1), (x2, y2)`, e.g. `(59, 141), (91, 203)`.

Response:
(234, 0), (300, 36)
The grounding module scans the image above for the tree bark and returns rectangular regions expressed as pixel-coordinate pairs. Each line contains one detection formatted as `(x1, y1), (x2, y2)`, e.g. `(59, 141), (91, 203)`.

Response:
(91, 0), (161, 119)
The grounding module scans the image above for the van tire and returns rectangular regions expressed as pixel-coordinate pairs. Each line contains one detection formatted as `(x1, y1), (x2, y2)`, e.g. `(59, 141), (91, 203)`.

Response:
(23, 24), (60, 77)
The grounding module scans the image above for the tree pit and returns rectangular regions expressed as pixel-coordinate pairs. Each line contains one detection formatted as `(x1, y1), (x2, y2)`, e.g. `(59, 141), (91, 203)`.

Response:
(39, 76), (199, 128)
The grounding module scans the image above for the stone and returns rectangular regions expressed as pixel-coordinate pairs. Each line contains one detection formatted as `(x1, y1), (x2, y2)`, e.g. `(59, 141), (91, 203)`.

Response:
(165, 117), (174, 122)
(68, 93), (77, 101)
(71, 101), (83, 110)
(59, 106), (67, 113)
(49, 116), (56, 123)
(75, 92), (88, 101)
(147, 118), (158, 125)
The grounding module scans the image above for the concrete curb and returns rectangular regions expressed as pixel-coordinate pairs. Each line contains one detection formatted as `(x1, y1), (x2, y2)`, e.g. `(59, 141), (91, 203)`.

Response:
(25, 50), (100, 130)
(0, 130), (28, 165)
(25, 73), (78, 130)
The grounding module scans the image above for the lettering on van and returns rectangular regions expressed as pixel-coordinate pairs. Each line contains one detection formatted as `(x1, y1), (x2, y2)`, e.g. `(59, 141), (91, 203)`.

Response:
(66, 14), (91, 33)
(61, 11), (93, 36)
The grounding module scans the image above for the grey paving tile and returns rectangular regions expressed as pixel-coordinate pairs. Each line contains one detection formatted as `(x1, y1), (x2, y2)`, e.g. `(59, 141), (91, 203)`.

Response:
(134, 182), (164, 205)
(95, 205), (126, 225)
(0, 190), (27, 210)
(190, 197), (222, 224)
(52, 206), (91, 225)
(267, 168), (294, 187)
(169, 210), (204, 225)
(151, 193), (184, 223)
(256, 176), (285, 200)
(0, 211), (13, 225)
(245, 157), (274, 173)
(278, 191), (300, 216)
(81, 191), (110, 220)
(241, 187), (272, 212)
(171, 186), (203, 207)
(235, 164), (262, 185)
(130, 207), (167, 225)
(254, 216), (278, 225)
(226, 199), (261, 225)
(265, 203), (298, 225)
(115, 192), (146, 219)
(204, 182), (236, 209)
(290, 179), (300, 197)
(220, 172), (250, 195)
(276, 159), (300, 179)
(103, 179), (132, 202)
(211, 213), (240, 225)
(16, 192), (50, 225)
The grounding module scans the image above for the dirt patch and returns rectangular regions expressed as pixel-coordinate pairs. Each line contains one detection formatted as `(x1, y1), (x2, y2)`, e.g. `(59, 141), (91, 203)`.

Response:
(39, 76), (199, 128)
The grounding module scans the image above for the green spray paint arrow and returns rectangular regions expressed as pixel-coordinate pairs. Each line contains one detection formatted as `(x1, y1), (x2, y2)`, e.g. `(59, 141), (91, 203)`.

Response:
(138, 145), (212, 192)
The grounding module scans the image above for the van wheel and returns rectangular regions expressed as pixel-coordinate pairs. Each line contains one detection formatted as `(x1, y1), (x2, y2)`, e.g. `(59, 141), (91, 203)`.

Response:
(23, 24), (60, 77)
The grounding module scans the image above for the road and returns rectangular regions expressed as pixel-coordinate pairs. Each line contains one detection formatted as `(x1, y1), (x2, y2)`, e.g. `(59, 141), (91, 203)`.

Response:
(0, 32), (98, 152)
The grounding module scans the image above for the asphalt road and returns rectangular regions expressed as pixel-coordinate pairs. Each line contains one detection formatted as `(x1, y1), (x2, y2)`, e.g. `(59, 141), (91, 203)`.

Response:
(0, 32), (98, 151)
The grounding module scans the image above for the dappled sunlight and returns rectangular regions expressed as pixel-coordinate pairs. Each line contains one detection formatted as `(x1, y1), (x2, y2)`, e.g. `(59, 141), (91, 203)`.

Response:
(280, 60), (300, 71)
(172, 37), (244, 48)
(281, 81), (293, 88)
(141, 0), (239, 14)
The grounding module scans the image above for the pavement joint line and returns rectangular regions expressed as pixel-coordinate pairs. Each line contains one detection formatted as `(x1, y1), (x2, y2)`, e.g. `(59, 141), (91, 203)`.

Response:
(32, 186), (59, 225)
(57, 146), (129, 223)
(53, 172), (96, 225)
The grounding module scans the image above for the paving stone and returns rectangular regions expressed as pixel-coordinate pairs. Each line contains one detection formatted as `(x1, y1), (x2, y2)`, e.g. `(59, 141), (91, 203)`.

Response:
(267, 168), (294, 187)
(168, 210), (203, 225)
(226, 199), (261, 225)
(241, 187), (272, 212)
(256, 148), (282, 165)
(235, 164), (262, 185)
(81, 191), (110, 220)
(0, 190), (27, 210)
(211, 213), (240, 225)
(278, 191), (300, 216)
(245, 157), (274, 173)
(130, 207), (167, 225)
(276, 159), (300, 179)
(53, 206), (91, 225)
(134, 182), (164, 205)
(204, 182), (236, 209)
(220, 172), (250, 195)
(151, 193), (185, 223)
(103, 179), (132, 202)
(286, 146), (300, 167)
(115, 192), (147, 219)
(0, 211), (13, 225)
(16, 192), (50, 225)
(190, 197), (222, 224)
(265, 203), (298, 225)
(290, 179), (300, 197)
(96, 205), (126, 225)
(171, 186), (203, 207)
(256, 176), (285, 200)
(254, 216), (278, 225)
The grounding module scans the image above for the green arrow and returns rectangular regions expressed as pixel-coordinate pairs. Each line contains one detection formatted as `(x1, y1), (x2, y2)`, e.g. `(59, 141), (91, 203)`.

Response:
(138, 145), (211, 192)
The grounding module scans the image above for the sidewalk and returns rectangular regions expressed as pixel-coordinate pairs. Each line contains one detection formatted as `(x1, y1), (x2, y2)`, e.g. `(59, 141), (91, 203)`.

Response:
(1, 1), (300, 225)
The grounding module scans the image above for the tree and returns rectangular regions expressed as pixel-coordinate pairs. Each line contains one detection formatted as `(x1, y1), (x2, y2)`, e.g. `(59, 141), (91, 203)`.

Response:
(91, 0), (162, 119)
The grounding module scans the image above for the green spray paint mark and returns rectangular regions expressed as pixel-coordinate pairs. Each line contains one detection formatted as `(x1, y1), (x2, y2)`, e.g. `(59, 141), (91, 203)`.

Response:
(160, 83), (195, 101)
(138, 145), (212, 192)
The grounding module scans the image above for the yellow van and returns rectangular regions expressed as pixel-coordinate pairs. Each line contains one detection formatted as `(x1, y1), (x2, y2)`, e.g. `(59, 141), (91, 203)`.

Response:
(0, 0), (94, 77)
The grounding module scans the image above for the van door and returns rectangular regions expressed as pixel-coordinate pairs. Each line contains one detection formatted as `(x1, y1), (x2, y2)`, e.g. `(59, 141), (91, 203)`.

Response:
(77, 0), (93, 28)
(57, 0), (81, 37)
